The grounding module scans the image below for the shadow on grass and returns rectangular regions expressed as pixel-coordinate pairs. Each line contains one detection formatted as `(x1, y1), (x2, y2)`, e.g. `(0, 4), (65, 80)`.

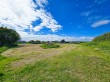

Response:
(0, 73), (4, 77)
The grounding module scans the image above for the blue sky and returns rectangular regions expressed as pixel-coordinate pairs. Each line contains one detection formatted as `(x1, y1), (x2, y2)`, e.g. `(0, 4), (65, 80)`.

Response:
(0, 0), (110, 41)
(44, 0), (110, 36)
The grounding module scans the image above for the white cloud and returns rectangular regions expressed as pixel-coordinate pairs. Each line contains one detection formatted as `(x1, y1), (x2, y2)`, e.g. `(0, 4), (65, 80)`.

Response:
(36, 0), (48, 8)
(94, 0), (107, 4)
(33, 9), (61, 32)
(0, 0), (93, 42)
(81, 11), (92, 17)
(0, 0), (61, 32)
(19, 31), (93, 41)
(91, 20), (110, 27)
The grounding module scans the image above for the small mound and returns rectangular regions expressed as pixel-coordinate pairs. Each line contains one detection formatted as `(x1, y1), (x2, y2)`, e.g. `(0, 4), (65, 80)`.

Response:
(40, 43), (60, 49)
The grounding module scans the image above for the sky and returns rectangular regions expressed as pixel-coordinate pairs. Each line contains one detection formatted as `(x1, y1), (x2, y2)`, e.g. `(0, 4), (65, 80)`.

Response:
(0, 0), (110, 41)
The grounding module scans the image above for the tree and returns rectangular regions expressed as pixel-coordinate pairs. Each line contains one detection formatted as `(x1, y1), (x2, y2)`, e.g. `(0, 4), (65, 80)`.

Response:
(28, 40), (35, 44)
(60, 39), (65, 43)
(35, 40), (41, 44)
(0, 27), (20, 46)
(28, 40), (41, 44)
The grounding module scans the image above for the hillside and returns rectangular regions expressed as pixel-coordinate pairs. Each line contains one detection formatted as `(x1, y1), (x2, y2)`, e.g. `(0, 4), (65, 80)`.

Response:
(92, 32), (110, 42)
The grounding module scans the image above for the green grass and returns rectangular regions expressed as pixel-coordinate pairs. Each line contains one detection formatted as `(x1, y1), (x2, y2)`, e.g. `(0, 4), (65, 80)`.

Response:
(0, 45), (20, 81)
(82, 41), (110, 54)
(0, 46), (9, 81)
(0, 43), (110, 82)
(0, 46), (8, 60)
(0, 46), (8, 53)
(40, 43), (60, 49)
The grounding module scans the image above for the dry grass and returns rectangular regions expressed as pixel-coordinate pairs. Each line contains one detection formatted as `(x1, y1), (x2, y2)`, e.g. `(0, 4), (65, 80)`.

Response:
(1, 44), (77, 69)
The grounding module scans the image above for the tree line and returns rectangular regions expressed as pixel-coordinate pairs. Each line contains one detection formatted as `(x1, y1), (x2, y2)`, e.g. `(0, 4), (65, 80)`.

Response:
(1, 26), (109, 47)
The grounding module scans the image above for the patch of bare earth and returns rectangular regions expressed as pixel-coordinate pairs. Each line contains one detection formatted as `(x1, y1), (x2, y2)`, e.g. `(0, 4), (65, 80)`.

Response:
(2, 44), (77, 69)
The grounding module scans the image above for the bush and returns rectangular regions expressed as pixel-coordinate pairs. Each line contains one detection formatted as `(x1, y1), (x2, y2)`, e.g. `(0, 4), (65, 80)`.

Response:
(0, 27), (20, 46)
(40, 43), (60, 49)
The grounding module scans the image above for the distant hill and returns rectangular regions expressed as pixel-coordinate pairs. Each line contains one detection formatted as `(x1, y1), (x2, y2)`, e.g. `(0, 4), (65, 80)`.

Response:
(92, 32), (110, 42)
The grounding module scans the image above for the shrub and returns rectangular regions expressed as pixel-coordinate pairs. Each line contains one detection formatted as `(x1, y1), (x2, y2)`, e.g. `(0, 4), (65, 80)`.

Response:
(0, 27), (20, 46)
(40, 43), (60, 49)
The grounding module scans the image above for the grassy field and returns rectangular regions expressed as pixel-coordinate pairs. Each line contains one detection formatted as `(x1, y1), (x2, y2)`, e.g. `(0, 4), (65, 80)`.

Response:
(0, 43), (110, 82)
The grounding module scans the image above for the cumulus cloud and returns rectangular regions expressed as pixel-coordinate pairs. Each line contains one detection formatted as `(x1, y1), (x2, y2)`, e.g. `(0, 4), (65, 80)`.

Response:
(91, 20), (110, 27)
(0, 0), (93, 41)
(0, 0), (61, 32)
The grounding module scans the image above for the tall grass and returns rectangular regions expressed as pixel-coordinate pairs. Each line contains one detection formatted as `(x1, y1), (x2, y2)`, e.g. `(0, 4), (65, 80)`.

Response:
(82, 41), (110, 54)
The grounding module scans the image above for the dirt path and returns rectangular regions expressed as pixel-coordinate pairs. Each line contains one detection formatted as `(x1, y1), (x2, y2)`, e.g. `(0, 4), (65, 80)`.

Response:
(2, 44), (78, 69)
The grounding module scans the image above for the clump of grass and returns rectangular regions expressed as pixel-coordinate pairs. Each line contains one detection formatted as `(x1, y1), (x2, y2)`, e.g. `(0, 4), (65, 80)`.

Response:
(0, 46), (8, 60)
(0, 55), (6, 60)
(0, 73), (4, 77)
(0, 44), (18, 53)
(0, 46), (8, 53)
(0, 73), (4, 81)
(40, 43), (60, 49)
